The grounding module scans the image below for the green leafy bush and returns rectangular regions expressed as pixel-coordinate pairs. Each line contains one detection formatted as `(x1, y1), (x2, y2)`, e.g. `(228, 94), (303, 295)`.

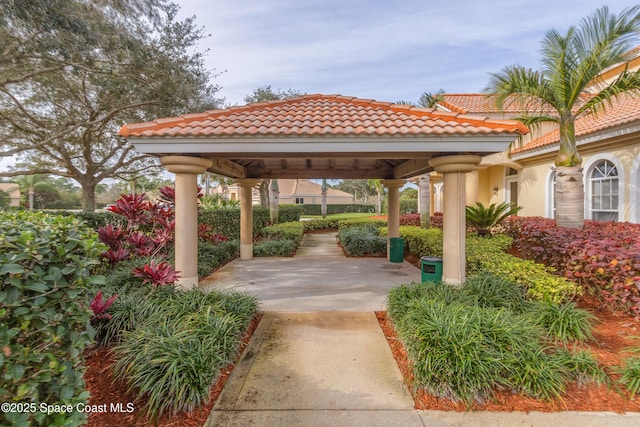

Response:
(338, 218), (387, 230)
(262, 222), (304, 244)
(198, 208), (270, 239)
(303, 218), (340, 231)
(111, 288), (258, 419)
(338, 225), (386, 256)
(277, 204), (304, 223)
(395, 226), (443, 257)
(196, 240), (239, 278)
(300, 204), (375, 215)
(0, 211), (106, 427)
(253, 240), (297, 257)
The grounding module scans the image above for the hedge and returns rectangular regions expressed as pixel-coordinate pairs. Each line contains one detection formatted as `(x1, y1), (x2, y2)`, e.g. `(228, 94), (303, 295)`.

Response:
(299, 204), (375, 215)
(253, 240), (297, 257)
(505, 217), (640, 315)
(0, 211), (107, 426)
(338, 218), (387, 230)
(392, 226), (580, 303)
(303, 218), (341, 231)
(198, 208), (270, 239)
(338, 226), (386, 256)
(262, 222), (304, 244)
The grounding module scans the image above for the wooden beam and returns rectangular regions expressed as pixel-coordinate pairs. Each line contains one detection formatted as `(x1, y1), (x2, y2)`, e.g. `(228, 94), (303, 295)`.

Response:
(393, 159), (432, 178)
(281, 159), (288, 169)
(208, 158), (247, 178)
(246, 168), (393, 179)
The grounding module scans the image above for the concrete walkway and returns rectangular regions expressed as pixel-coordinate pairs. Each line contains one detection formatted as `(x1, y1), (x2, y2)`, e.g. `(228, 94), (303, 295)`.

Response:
(202, 232), (640, 427)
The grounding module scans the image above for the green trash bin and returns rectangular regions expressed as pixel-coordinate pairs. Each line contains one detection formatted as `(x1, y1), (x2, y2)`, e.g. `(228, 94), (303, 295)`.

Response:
(389, 237), (404, 263)
(421, 256), (443, 282)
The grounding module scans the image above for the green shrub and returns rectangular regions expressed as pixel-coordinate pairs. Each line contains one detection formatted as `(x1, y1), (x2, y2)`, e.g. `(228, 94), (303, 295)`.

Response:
(263, 222), (304, 244)
(112, 288), (258, 419)
(48, 210), (125, 229)
(300, 204), (375, 215)
(197, 240), (239, 278)
(399, 199), (418, 214)
(529, 302), (595, 343)
(395, 226), (443, 257)
(338, 218), (387, 230)
(277, 204), (304, 223)
(303, 218), (340, 231)
(617, 356), (640, 398)
(253, 239), (297, 257)
(198, 208), (270, 239)
(0, 211), (106, 427)
(338, 226), (386, 256)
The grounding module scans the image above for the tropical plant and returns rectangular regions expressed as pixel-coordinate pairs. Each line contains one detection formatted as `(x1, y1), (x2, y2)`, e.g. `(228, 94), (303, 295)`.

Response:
(486, 5), (640, 228)
(465, 202), (522, 236)
(617, 356), (640, 398)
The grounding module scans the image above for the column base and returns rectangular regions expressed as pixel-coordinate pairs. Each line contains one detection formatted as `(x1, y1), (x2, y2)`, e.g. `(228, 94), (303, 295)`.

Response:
(442, 276), (463, 287)
(177, 276), (199, 290)
(240, 243), (253, 260)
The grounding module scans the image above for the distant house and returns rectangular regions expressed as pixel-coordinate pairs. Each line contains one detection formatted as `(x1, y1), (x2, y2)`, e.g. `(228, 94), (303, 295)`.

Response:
(221, 179), (354, 205)
(0, 183), (21, 207)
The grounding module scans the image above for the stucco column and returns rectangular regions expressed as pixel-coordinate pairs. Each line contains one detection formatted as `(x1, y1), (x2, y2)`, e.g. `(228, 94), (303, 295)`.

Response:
(235, 179), (260, 260)
(161, 156), (213, 289)
(428, 155), (482, 285)
(382, 179), (406, 260)
(466, 169), (479, 205)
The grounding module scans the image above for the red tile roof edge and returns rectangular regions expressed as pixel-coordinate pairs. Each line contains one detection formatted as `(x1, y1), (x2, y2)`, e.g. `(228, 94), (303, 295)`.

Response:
(119, 94), (529, 138)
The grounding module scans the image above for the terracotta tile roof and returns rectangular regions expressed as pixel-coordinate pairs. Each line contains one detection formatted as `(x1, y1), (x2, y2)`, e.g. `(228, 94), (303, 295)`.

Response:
(119, 94), (528, 138)
(512, 93), (640, 155)
(439, 94), (592, 115)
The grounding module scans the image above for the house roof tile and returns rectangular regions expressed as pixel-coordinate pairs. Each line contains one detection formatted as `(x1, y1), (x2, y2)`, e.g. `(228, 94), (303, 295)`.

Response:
(120, 94), (528, 138)
(512, 93), (640, 155)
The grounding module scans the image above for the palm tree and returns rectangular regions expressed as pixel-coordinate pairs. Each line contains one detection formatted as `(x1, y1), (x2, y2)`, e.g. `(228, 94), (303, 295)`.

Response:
(486, 6), (640, 228)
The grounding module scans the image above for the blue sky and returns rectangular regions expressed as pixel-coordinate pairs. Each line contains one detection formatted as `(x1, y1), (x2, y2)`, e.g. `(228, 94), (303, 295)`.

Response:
(176, 0), (637, 106)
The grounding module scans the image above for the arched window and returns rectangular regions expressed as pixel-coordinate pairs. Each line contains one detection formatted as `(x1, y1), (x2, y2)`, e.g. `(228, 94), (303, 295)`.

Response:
(590, 159), (619, 222)
(546, 169), (556, 219)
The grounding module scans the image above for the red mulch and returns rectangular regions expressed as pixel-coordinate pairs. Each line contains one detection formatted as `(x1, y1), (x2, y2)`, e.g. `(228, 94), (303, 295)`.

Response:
(375, 307), (640, 413)
(83, 313), (262, 427)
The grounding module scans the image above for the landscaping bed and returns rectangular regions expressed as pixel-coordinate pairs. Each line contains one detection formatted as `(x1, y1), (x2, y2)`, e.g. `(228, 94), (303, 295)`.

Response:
(84, 313), (262, 427)
(378, 304), (640, 412)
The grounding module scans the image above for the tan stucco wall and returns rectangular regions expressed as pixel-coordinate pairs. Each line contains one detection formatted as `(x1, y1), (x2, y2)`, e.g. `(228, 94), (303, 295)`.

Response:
(516, 141), (640, 222)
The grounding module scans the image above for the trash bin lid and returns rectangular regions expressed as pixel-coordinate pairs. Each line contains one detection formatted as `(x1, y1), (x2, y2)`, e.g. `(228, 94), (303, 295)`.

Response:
(421, 256), (443, 262)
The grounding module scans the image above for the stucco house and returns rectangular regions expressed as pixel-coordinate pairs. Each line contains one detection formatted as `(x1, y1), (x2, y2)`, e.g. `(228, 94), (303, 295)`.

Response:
(215, 179), (354, 205)
(429, 56), (640, 224)
(0, 182), (21, 207)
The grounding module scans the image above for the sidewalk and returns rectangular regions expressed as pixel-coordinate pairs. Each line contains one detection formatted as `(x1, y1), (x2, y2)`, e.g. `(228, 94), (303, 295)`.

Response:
(202, 232), (640, 427)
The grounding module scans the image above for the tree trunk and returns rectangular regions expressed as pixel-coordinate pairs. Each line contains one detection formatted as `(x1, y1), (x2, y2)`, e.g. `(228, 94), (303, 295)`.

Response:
(259, 179), (269, 208)
(270, 179), (279, 224)
(418, 173), (431, 228)
(321, 179), (328, 219)
(554, 115), (584, 228)
(81, 182), (97, 212)
(554, 165), (584, 228)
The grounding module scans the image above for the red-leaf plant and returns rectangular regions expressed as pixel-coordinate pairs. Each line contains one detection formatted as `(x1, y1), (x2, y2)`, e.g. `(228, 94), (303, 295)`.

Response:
(101, 247), (130, 266)
(133, 259), (180, 287)
(90, 291), (118, 324)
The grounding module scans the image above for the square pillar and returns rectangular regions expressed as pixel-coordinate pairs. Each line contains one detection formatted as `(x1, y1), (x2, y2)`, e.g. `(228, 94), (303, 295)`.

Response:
(428, 155), (481, 285)
(235, 179), (260, 260)
(161, 156), (213, 289)
(381, 179), (406, 260)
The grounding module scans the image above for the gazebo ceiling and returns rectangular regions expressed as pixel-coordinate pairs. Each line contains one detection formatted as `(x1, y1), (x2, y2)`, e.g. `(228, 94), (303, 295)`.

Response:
(120, 94), (528, 179)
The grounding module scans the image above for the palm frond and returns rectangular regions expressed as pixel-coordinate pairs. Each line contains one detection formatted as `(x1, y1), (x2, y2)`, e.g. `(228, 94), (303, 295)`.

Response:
(486, 65), (558, 115)
(577, 69), (640, 117)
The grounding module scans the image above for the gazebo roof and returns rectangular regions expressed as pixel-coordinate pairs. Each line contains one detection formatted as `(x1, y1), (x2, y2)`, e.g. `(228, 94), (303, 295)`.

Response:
(120, 94), (528, 179)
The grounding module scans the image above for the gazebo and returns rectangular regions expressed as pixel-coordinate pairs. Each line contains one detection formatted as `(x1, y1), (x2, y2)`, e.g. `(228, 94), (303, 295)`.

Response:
(119, 94), (527, 288)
